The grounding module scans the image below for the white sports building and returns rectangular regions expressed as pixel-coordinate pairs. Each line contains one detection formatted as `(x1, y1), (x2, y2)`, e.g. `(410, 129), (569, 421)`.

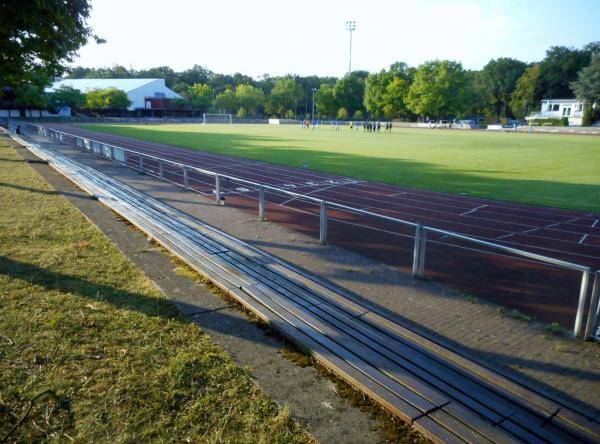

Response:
(47, 78), (181, 111)
(526, 98), (585, 126)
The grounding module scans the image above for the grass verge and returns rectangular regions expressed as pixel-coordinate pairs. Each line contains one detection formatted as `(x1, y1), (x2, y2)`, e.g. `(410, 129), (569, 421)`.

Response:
(0, 135), (312, 443)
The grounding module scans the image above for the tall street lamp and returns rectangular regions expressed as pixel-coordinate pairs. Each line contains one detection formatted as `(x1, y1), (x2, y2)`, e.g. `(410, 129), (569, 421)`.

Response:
(346, 20), (356, 75)
(311, 87), (316, 121)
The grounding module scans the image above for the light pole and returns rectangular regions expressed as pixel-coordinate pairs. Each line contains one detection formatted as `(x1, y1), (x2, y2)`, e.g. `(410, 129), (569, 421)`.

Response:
(311, 87), (316, 121)
(346, 20), (356, 75)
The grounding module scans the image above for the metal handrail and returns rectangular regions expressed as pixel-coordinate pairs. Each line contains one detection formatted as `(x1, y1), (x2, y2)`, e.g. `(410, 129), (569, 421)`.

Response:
(16, 121), (597, 338)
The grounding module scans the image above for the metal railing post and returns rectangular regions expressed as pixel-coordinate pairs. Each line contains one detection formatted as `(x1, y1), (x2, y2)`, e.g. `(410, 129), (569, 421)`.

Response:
(123, 150), (128, 166)
(573, 270), (591, 337)
(159, 161), (164, 180)
(258, 186), (265, 221)
(319, 200), (328, 244)
(584, 271), (600, 340)
(139, 156), (144, 173)
(109, 145), (114, 159)
(413, 223), (423, 278)
(418, 227), (427, 276)
(183, 166), (189, 190)
(215, 174), (221, 205)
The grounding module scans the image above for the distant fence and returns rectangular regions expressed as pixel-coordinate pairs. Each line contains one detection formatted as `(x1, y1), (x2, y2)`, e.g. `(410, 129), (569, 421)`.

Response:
(12, 120), (600, 340)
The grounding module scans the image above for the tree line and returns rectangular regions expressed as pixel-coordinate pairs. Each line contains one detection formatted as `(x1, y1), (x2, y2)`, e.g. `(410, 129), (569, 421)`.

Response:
(4, 39), (600, 122)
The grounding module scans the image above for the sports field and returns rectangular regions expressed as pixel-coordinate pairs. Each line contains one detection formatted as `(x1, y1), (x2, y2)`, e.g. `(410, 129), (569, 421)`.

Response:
(80, 123), (600, 213)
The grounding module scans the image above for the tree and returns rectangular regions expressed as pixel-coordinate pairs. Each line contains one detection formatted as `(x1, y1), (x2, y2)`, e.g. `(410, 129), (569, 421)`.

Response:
(84, 88), (131, 109)
(364, 65), (411, 119)
(337, 107), (348, 120)
(235, 84), (265, 116)
(187, 83), (214, 112)
(476, 58), (526, 117)
(406, 60), (468, 119)
(535, 46), (592, 100)
(314, 84), (338, 119)
(510, 64), (541, 119)
(265, 78), (303, 117)
(49, 85), (85, 109)
(572, 52), (600, 125)
(212, 88), (238, 113)
(0, 0), (98, 88)
(333, 72), (367, 116)
(179, 65), (213, 86)
(137, 66), (180, 87)
(571, 52), (600, 105)
(14, 82), (49, 110)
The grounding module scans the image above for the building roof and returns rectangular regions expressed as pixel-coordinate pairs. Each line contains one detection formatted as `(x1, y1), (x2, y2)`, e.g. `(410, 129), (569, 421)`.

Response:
(541, 98), (581, 102)
(47, 78), (164, 93)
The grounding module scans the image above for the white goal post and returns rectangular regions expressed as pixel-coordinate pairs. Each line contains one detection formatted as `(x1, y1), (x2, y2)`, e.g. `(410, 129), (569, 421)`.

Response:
(203, 113), (232, 124)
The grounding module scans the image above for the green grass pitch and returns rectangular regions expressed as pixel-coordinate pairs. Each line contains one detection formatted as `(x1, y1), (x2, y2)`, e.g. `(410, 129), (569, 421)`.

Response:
(80, 123), (600, 213)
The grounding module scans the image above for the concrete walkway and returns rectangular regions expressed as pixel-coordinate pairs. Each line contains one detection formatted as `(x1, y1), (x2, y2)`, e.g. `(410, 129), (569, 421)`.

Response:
(23, 133), (600, 420)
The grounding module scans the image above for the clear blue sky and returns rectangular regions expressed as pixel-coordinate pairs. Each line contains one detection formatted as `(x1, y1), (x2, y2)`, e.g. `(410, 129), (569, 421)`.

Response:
(73, 0), (600, 78)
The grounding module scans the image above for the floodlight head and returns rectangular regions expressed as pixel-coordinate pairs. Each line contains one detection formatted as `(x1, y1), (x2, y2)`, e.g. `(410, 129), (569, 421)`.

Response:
(345, 20), (356, 31)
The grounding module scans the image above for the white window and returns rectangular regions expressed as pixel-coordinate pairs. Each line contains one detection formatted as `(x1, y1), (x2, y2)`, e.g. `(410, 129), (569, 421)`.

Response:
(562, 107), (571, 116)
(552, 104), (560, 111)
(576, 103), (583, 112)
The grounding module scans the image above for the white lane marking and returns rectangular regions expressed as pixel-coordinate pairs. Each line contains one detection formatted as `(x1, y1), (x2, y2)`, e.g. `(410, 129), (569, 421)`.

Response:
(460, 204), (487, 216)
(579, 234), (589, 244)
(235, 187), (250, 192)
(522, 227), (539, 234)
(565, 217), (580, 224)
(280, 183), (350, 206)
(282, 183), (297, 188)
(388, 192), (408, 197)
(496, 233), (515, 240)
(545, 222), (561, 228)
(592, 220), (599, 228)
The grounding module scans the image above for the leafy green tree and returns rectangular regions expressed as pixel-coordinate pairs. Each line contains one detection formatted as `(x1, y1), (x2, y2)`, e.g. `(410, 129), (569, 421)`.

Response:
(314, 84), (338, 119)
(212, 88), (238, 113)
(352, 110), (364, 120)
(84, 88), (131, 109)
(49, 85), (85, 109)
(67, 65), (132, 79)
(510, 64), (541, 119)
(477, 58), (526, 117)
(337, 107), (348, 120)
(536, 46), (592, 100)
(137, 66), (180, 87)
(179, 65), (213, 85)
(571, 52), (600, 106)
(462, 70), (486, 117)
(0, 0), (99, 88)
(364, 70), (389, 118)
(235, 84), (265, 116)
(208, 74), (235, 94)
(406, 60), (468, 119)
(365, 65), (412, 120)
(265, 78), (303, 117)
(14, 82), (49, 110)
(333, 72), (367, 116)
(187, 83), (214, 112)
(572, 52), (600, 125)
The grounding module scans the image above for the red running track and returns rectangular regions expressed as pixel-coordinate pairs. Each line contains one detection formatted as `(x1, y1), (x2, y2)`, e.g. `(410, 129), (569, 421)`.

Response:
(48, 124), (600, 328)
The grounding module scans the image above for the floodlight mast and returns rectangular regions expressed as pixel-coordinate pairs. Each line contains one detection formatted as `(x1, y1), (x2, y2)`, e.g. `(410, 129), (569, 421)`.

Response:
(311, 87), (316, 121)
(346, 20), (356, 75)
